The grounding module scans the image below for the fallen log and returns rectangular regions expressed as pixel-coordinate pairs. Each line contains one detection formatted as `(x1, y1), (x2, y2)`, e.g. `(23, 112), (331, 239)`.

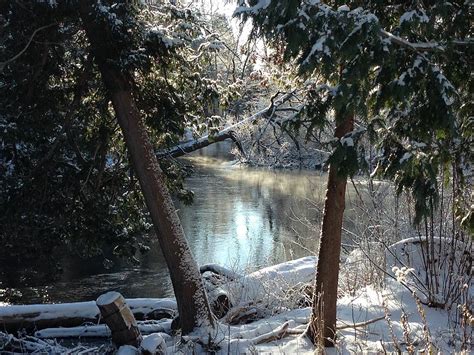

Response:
(200, 264), (242, 281)
(35, 319), (172, 338)
(219, 256), (317, 309)
(201, 256), (316, 322)
(0, 298), (176, 333)
(156, 91), (296, 159)
(96, 291), (142, 347)
(0, 331), (113, 354)
(157, 131), (245, 159)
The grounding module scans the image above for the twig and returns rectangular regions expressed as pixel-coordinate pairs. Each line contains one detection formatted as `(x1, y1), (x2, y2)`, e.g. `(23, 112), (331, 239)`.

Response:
(0, 23), (57, 71)
(251, 321), (290, 345)
(337, 315), (386, 330)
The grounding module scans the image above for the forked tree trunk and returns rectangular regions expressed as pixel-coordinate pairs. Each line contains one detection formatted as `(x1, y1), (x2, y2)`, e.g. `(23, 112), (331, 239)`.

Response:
(79, 2), (214, 334)
(307, 115), (354, 346)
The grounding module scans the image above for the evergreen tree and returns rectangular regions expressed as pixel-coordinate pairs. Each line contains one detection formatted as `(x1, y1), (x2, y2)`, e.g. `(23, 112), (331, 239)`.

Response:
(0, 0), (240, 333)
(0, 1), (230, 263)
(235, 0), (472, 346)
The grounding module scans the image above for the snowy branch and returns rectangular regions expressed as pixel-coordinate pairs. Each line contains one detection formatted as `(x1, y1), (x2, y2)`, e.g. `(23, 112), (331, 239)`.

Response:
(380, 29), (473, 52)
(156, 91), (297, 159)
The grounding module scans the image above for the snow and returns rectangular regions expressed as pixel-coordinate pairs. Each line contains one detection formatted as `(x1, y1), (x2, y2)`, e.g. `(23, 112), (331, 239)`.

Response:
(397, 71), (407, 86)
(399, 152), (412, 164)
(0, 301), (99, 321)
(200, 263), (242, 280)
(96, 290), (121, 306)
(35, 319), (172, 338)
(37, 0), (57, 7)
(386, 236), (472, 307)
(220, 256), (316, 307)
(140, 333), (166, 354)
(117, 345), (139, 355)
(147, 26), (184, 49)
(0, 298), (177, 325)
(302, 35), (330, 64)
(1, 252), (469, 353)
(400, 10), (430, 25)
(341, 136), (354, 147)
(431, 66), (456, 106)
(233, 0), (271, 16)
(337, 5), (350, 12)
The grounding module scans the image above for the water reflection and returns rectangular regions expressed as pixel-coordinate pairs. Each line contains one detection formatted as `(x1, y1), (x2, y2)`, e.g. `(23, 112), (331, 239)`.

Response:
(1, 144), (359, 304)
(177, 157), (327, 272)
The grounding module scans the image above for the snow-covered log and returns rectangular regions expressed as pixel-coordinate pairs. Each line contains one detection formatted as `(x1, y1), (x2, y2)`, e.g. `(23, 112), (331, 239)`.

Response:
(226, 256), (316, 305)
(0, 298), (176, 333)
(203, 256), (317, 323)
(35, 319), (172, 338)
(140, 333), (168, 355)
(156, 91), (296, 159)
(0, 331), (113, 353)
(200, 264), (242, 281)
(156, 130), (244, 159)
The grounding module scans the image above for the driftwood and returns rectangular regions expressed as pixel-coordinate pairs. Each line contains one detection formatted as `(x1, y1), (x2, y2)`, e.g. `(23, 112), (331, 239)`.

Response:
(0, 298), (176, 333)
(225, 301), (262, 325)
(200, 264), (242, 319)
(96, 292), (142, 347)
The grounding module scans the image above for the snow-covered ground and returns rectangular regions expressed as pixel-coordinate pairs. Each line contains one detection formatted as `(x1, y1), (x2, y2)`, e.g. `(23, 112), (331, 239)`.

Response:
(0, 244), (471, 354)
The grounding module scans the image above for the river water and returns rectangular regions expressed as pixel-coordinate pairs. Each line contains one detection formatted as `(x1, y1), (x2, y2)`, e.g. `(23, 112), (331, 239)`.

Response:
(1, 145), (360, 305)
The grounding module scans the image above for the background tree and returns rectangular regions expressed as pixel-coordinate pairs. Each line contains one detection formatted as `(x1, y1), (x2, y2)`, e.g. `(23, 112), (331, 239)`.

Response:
(0, 0), (246, 332)
(77, 0), (216, 334)
(235, 0), (472, 346)
(0, 1), (232, 267)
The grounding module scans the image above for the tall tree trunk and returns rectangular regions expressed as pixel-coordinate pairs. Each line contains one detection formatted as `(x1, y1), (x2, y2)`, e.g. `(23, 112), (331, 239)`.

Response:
(307, 115), (354, 346)
(78, 2), (214, 334)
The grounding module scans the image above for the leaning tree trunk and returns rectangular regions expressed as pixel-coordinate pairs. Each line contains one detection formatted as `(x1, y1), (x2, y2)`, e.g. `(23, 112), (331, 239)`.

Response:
(307, 115), (354, 346)
(78, 2), (214, 334)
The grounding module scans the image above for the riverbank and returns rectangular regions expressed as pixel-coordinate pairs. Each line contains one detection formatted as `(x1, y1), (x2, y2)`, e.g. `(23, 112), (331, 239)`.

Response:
(1, 247), (470, 354)
(0, 156), (331, 305)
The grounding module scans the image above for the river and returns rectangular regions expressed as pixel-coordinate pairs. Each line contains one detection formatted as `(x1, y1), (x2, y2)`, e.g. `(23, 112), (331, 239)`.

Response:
(0, 145), (362, 304)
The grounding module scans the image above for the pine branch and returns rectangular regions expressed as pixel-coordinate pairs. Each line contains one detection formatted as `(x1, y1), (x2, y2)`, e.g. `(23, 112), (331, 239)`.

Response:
(380, 29), (473, 52)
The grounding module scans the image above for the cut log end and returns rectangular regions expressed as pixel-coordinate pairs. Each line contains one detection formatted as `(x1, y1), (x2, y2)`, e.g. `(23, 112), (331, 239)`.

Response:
(96, 292), (142, 348)
(96, 291), (122, 306)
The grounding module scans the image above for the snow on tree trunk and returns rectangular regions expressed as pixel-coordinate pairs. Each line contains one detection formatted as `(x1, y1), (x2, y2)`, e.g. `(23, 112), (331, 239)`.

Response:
(307, 115), (354, 346)
(78, 1), (214, 335)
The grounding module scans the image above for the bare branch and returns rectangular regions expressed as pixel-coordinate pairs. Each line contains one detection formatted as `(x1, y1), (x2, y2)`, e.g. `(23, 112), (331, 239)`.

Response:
(337, 315), (386, 330)
(0, 23), (57, 71)
(156, 91), (296, 158)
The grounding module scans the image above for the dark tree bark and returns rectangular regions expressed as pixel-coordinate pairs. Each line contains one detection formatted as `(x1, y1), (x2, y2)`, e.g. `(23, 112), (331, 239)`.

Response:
(307, 115), (354, 346)
(78, 1), (214, 334)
